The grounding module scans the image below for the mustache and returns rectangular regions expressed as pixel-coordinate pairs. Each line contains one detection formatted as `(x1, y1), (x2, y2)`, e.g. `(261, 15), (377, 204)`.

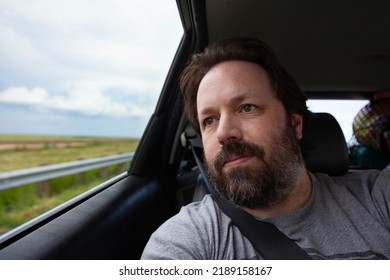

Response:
(212, 140), (265, 172)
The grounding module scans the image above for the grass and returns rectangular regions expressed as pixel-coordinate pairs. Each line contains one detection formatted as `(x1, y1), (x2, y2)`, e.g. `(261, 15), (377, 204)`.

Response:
(0, 134), (125, 142)
(0, 163), (129, 235)
(0, 177), (108, 234)
(0, 134), (139, 235)
(0, 135), (139, 172)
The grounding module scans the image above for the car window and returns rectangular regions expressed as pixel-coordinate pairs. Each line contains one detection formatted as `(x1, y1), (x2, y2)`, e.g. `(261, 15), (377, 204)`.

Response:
(307, 99), (369, 142)
(0, 0), (182, 235)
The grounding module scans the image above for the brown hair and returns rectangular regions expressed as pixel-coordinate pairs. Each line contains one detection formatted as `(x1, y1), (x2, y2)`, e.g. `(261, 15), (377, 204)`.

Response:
(179, 38), (309, 133)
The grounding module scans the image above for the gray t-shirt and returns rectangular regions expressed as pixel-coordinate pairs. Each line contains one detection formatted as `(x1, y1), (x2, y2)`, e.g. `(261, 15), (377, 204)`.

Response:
(141, 169), (390, 259)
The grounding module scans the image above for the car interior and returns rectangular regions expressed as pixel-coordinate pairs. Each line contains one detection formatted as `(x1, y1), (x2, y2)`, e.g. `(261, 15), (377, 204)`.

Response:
(0, 0), (389, 259)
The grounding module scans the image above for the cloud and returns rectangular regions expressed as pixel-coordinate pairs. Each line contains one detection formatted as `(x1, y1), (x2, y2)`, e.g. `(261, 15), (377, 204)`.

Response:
(0, 85), (152, 118)
(0, 0), (182, 81)
(0, 103), (148, 137)
(0, 0), (182, 136)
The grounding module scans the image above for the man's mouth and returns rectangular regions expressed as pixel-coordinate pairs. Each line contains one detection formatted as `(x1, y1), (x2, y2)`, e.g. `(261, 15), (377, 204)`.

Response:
(223, 154), (254, 169)
(212, 140), (266, 173)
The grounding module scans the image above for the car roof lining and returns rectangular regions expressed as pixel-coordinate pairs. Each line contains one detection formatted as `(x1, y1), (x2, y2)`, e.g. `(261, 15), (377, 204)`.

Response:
(205, 0), (390, 93)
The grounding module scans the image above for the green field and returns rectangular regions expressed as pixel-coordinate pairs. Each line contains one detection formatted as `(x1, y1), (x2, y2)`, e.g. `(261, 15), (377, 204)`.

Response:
(0, 134), (139, 234)
(0, 134), (139, 172)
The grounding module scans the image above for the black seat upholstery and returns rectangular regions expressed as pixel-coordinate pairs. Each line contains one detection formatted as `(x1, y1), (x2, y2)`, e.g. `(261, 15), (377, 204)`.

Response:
(191, 112), (349, 201)
(301, 112), (349, 176)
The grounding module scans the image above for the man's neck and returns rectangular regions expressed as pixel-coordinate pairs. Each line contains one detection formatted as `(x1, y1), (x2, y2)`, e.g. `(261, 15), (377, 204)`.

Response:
(244, 170), (312, 220)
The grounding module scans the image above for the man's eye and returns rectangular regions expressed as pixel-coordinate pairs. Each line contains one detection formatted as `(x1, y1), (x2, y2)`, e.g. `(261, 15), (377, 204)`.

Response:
(203, 117), (215, 127)
(242, 104), (256, 113)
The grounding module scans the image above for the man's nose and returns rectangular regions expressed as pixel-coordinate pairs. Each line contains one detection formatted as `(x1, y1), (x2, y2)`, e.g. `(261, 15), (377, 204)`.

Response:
(216, 114), (243, 145)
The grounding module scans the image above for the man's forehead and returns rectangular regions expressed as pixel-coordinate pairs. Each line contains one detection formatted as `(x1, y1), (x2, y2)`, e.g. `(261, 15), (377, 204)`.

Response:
(198, 60), (272, 90)
(197, 61), (276, 109)
(198, 91), (256, 109)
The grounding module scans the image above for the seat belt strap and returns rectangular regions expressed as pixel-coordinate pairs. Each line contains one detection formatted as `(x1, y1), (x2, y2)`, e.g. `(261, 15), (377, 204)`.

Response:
(190, 144), (312, 260)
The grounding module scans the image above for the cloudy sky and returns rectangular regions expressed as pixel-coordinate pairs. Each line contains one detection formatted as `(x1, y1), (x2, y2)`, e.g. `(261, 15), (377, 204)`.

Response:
(0, 0), (182, 138)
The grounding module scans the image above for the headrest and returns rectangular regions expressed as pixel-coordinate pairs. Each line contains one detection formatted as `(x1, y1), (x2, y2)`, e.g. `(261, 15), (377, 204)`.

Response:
(301, 113), (349, 176)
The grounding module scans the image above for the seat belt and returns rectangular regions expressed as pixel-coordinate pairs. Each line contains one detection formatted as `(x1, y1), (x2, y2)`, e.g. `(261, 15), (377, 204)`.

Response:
(190, 144), (312, 260)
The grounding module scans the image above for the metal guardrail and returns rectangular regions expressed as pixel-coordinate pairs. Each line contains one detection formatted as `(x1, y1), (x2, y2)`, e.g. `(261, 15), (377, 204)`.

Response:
(0, 153), (134, 191)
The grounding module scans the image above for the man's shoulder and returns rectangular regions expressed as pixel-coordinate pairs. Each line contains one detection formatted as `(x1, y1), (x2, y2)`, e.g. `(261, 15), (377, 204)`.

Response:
(141, 194), (257, 259)
(184, 194), (217, 210)
(312, 168), (388, 186)
(157, 194), (223, 232)
(310, 168), (389, 203)
(177, 194), (218, 217)
(335, 168), (389, 188)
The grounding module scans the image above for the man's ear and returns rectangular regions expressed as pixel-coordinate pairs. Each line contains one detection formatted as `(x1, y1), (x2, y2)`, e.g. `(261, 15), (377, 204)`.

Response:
(292, 114), (303, 140)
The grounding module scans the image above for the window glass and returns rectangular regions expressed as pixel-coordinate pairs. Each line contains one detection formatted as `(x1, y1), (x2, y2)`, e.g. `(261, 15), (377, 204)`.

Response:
(0, 0), (182, 137)
(0, 0), (182, 235)
(307, 99), (369, 142)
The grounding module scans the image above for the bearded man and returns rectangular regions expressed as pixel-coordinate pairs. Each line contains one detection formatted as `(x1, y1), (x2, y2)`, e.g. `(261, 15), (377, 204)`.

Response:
(141, 38), (390, 260)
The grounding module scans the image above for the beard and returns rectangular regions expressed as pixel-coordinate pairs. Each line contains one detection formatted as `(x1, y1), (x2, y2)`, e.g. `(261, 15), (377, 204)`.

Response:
(205, 122), (304, 210)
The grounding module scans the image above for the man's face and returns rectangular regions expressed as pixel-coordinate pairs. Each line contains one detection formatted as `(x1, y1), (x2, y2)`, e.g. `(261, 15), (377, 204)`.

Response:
(197, 60), (304, 209)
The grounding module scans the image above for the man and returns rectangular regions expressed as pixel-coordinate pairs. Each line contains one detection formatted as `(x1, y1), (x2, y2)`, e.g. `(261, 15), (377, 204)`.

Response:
(142, 38), (390, 259)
